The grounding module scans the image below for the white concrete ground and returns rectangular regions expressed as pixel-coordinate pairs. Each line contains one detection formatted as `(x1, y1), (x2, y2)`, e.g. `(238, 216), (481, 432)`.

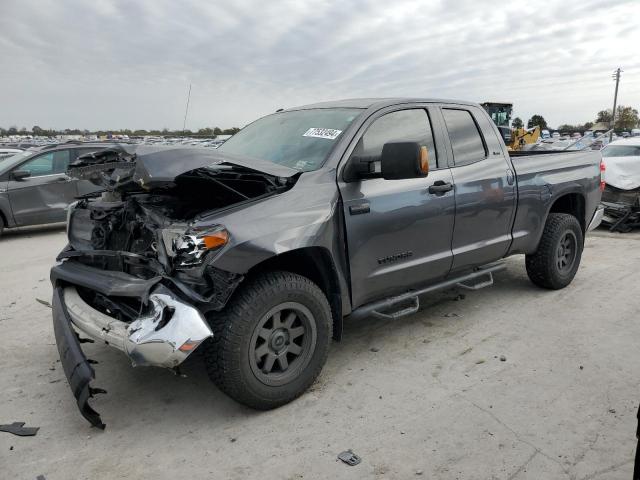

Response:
(0, 226), (638, 479)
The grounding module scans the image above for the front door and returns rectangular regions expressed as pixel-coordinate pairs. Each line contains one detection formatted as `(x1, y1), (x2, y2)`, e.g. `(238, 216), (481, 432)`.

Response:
(339, 108), (455, 308)
(8, 149), (77, 226)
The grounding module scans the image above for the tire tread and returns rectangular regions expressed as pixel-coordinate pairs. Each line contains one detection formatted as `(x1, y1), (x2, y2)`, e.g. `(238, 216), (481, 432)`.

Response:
(525, 213), (583, 289)
(204, 271), (332, 409)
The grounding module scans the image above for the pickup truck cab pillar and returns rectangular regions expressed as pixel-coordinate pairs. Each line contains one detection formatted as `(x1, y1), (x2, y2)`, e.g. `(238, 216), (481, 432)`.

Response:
(437, 104), (518, 272)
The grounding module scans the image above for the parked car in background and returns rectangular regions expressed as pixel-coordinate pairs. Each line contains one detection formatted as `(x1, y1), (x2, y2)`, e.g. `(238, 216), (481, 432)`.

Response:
(600, 138), (640, 232)
(0, 142), (119, 235)
(541, 129), (550, 139)
(0, 148), (23, 160)
(631, 129), (640, 137)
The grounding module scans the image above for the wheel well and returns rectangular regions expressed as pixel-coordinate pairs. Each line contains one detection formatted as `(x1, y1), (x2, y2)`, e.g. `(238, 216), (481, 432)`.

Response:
(549, 193), (585, 232)
(247, 248), (343, 341)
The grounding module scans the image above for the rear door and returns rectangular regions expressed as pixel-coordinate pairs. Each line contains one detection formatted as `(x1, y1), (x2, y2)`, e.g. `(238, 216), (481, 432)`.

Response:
(439, 106), (517, 272)
(339, 106), (455, 308)
(7, 149), (76, 226)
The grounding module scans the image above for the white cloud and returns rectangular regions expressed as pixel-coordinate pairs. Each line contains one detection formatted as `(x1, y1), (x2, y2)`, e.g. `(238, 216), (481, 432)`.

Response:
(0, 0), (638, 129)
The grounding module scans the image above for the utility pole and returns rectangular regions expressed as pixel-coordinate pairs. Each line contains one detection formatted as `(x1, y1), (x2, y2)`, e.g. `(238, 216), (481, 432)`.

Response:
(182, 83), (192, 138)
(610, 68), (622, 142)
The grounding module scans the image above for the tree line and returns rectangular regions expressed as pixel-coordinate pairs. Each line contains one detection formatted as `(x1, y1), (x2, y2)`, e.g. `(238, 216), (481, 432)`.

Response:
(511, 105), (640, 133)
(0, 126), (241, 138)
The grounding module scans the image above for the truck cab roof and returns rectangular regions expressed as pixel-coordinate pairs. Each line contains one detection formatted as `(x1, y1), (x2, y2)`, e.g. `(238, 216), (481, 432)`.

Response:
(286, 97), (481, 111)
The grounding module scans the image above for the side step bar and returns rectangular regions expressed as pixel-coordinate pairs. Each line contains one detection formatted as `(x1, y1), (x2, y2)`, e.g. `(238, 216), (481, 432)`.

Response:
(347, 262), (506, 322)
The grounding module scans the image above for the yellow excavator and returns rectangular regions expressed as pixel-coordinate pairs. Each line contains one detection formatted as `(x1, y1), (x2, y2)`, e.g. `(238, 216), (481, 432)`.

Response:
(481, 102), (540, 150)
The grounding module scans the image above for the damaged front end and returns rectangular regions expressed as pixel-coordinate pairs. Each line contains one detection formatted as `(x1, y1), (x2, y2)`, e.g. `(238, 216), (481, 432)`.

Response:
(51, 146), (298, 427)
(600, 145), (640, 232)
(601, 185), (640, 232)
(62, 283), (211, 368)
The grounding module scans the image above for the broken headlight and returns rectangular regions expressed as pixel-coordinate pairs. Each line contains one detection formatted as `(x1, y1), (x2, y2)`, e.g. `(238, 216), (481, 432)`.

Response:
(172, 225), (229, 266)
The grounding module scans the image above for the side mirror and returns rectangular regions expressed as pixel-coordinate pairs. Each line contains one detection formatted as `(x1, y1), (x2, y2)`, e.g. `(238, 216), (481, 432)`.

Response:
(11, 170), (31, 180)
(380, 142), (429, 180)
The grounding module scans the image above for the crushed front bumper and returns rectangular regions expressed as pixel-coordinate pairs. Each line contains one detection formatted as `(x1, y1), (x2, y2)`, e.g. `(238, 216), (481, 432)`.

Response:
(62, 285), (212, 368)
(51, 262), (213, 428)
(52, 287), (106, 429)
(600, 186), (640, 232)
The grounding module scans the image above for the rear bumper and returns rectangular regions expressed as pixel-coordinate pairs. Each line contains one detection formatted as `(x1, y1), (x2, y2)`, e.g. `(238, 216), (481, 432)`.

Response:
(587, 206), (604, 231)
(51, 261), (213, 428)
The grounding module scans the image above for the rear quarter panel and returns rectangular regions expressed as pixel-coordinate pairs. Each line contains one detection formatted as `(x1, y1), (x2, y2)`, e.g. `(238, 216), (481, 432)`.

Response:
(508, 150), (601, 254)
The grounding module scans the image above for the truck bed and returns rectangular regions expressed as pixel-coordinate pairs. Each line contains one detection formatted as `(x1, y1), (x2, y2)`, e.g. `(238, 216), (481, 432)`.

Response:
(507, 149), (602, 255)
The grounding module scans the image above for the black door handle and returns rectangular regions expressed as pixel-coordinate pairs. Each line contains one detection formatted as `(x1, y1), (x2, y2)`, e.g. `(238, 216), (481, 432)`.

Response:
(428, 181), (453, 194)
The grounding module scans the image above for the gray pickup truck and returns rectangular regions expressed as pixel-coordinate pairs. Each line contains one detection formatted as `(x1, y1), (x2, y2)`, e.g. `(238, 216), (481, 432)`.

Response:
(50, 98), (603, 428)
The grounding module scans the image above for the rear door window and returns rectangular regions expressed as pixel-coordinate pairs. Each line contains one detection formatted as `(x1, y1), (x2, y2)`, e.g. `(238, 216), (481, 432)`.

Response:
(442, 109), (487, 166)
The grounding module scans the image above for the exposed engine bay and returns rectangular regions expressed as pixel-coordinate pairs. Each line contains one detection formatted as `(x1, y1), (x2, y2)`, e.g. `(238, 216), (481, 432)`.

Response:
(64, 146), (298, 312)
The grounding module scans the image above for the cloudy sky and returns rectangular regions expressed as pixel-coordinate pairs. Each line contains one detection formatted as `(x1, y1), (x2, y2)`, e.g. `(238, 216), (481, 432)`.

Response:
(1, 0), (639, 131)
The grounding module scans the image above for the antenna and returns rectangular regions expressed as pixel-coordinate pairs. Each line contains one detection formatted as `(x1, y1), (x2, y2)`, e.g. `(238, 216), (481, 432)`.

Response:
(610, 68), (622, 142)
(182, 83), (192, 138)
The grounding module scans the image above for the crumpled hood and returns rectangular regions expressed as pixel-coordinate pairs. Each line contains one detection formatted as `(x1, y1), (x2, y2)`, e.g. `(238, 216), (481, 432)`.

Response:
(603, 154), (640, 190)
(68, 145), (299, 190)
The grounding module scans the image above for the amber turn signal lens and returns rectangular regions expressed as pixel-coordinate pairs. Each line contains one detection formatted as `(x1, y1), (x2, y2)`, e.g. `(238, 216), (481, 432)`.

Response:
(202, 230), (229, 249)
(419, 146), (429, 174)
(178, 339), (199, 352)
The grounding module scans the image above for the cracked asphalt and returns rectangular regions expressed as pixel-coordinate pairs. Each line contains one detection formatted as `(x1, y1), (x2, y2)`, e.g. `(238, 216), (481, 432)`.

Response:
(0, 225), (638, 479)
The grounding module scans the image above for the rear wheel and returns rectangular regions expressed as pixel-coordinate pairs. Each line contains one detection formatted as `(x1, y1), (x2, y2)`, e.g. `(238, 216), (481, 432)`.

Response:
(525, 213), (583, 289)
(204, 271), (332, 409)
(0, 215), (4, 237)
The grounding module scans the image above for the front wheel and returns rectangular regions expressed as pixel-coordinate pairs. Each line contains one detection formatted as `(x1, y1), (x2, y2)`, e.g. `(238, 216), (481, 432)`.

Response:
(204, 271), (332, 410)
(525, 213), (584, 289)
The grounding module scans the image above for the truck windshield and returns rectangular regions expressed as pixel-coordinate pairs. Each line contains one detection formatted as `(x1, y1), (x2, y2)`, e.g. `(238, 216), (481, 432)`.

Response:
(219, 108), (362, 172)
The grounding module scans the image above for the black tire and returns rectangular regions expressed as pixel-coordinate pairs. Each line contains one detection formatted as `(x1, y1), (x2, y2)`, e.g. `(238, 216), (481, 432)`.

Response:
(525, 213), (584, 289)
(204, 271), (332, 410)
(0, 216), (3, 237)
